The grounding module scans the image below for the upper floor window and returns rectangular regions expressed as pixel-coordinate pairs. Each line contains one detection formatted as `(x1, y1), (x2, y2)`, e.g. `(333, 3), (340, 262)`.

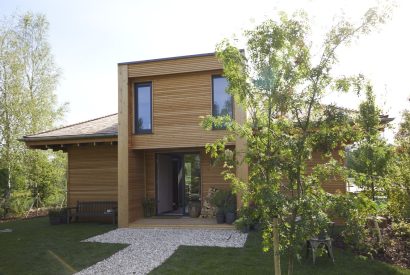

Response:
(134, 82), (152, 134)
(212, 76), (233, 119)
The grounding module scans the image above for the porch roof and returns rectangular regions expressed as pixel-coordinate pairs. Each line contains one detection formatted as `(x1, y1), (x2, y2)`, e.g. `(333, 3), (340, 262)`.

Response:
(21, 113), (118, 144)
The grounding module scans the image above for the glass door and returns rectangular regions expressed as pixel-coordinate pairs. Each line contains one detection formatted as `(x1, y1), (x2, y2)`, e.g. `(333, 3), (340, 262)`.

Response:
(183, 154), (201, 215)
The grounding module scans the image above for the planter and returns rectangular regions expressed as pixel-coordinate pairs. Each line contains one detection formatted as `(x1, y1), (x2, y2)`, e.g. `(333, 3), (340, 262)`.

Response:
(216, 212), (225, 224)
(225, 212), (236, 224)
(188, 201), (201, 218)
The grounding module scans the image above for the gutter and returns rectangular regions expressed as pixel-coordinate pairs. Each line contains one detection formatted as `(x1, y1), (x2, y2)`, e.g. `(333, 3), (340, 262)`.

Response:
(20, 133), (118, 142)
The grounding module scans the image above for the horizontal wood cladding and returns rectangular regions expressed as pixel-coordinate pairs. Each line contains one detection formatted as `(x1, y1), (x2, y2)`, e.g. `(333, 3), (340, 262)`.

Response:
(130, 71), (233, 149)
(307, 149), (346, 194)
(128, 55), (222, 78)
(128, 150), (145, 222)
(67, 145), (118, 207)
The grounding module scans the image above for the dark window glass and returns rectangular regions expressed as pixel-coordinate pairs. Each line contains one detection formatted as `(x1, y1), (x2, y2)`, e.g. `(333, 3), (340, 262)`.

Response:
(212, 76), (232, 118)
(135, 83), (152, 133)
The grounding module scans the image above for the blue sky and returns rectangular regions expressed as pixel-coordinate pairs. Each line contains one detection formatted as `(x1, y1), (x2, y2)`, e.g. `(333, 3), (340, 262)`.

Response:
(1, 0), (409, 141)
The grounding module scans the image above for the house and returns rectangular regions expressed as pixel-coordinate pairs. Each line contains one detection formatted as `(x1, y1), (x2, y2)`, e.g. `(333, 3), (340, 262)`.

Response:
(22, 52), (353, 227)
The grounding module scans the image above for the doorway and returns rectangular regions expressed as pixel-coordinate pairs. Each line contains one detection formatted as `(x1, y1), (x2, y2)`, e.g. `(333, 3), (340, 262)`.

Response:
(156, 153), (201, 216)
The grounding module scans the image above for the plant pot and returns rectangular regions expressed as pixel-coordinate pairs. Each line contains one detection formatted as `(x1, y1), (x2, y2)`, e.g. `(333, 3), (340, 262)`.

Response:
(216, 213), (225, 224)
(49, 216), (61, 225)
(143, 208), (152, 218)
(225, 212), (236, 224)
(188, 201), (201, 218)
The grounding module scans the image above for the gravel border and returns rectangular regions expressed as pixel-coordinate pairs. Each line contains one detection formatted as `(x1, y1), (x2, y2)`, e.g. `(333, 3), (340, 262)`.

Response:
(76, 228), (247, 275)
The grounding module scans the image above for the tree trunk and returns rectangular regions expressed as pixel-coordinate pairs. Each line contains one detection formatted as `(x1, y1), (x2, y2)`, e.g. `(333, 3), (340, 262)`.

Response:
(272, 217), (281, 275)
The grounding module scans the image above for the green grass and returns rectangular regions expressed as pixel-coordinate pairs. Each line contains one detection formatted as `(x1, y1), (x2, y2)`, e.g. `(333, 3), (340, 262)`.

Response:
(151, 232), (410, 275)
(0, 217), (127, 275)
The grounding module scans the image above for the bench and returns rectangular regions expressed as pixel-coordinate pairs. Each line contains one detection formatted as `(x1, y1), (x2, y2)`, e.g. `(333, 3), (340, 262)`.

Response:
(67, 201), (118, 225)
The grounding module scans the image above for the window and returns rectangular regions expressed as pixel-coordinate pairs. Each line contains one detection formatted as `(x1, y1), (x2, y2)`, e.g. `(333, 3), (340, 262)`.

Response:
(134, 82), (152, 134)
(212, 76), (233, 118)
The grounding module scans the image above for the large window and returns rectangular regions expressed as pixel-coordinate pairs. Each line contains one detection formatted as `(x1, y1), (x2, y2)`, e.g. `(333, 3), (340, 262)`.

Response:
(212, 76), (233, 119)
(134, 82), (152, 134)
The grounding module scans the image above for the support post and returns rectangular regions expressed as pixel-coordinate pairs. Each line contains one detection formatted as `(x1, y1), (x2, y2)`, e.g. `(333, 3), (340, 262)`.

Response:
(118, 64), (129, 227)
(234, 101), (248, 209)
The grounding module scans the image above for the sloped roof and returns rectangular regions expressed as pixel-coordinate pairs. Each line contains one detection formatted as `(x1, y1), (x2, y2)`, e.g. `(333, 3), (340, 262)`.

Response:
(22, 113), (118, 142)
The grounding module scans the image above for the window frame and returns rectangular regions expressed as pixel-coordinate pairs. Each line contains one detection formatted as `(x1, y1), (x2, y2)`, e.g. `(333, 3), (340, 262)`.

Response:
(211, 75), (234, 129)
(134, 82), (153, 134)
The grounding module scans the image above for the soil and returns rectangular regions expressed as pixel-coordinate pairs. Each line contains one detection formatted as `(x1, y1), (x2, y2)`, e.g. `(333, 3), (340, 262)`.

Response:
(0, 208), (48, 223)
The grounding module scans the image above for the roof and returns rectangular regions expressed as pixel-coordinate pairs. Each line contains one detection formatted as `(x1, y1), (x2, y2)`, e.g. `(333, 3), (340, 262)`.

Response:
(22, 113), (118, 142)
(118, 49), (245, 66)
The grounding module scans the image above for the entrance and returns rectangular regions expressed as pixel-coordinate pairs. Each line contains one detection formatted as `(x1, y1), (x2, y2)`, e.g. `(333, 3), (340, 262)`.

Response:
(156, 153), (201, 215)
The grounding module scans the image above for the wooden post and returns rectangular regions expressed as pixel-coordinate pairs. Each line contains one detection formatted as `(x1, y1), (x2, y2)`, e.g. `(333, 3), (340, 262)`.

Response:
(272, 216), (281, 275)
(118, 64), (129, 228)
(234, 101), (248, 209)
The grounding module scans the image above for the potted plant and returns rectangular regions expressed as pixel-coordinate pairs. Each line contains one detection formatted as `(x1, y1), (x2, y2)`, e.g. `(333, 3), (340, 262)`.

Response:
(225, 191), (237, 224)
(142, 198), (155, 217)
(210, 189), (228, 224)
(188, 194), (201, 218)
(48, 207), (67, 225)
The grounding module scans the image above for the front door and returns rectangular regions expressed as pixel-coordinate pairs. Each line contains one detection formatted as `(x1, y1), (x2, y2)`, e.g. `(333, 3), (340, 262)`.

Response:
(156, 153), (201, 215)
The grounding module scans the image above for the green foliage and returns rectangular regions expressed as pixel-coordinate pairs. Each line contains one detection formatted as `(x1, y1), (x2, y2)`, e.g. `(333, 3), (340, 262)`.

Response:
(0, 12), (67, 217)
(388, 110), (410, 219)
(210, 190), (236, 212)
(202, 5), (390, 274)
(330, 193), (377, 254)
(347, 87), (394, 201)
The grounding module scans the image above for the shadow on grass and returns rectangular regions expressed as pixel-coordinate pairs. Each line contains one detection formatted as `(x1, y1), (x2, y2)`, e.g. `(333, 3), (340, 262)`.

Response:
(0, 217), (127, 275)
(151, 231), (410, 275)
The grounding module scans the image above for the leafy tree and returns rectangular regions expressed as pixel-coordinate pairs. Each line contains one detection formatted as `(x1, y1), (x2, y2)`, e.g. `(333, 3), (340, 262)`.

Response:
(388, 109), (410, 219)
(347, 86), (394, 201)
(202, 6), (390, 275)
(0, 13), (67, 215)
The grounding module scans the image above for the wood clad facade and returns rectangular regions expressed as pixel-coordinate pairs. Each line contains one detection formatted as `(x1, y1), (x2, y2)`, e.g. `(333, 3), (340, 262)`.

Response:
(128, 71), (233, 149)
(67, 145), (117, 206)
(127, 54), (222, 78)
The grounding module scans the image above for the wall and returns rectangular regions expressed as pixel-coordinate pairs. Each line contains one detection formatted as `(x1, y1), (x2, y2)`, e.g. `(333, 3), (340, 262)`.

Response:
(67, 144), (118, 206)
(129, 70), (235, 149)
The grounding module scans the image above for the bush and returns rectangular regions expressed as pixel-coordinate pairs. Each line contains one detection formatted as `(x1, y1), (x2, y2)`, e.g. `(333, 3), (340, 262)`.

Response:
(330, 193), (379, 255)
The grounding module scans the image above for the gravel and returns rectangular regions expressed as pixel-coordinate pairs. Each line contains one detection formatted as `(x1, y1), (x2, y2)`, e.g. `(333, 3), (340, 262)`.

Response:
(76, 228), (248, 275)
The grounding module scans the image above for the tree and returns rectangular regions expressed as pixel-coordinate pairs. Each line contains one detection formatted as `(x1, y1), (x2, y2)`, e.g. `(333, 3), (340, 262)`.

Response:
(0, 13), (67, 215)
(388, 109), (410, 219)
(202, 6), (390, 275)
(347, 86), (394, 201)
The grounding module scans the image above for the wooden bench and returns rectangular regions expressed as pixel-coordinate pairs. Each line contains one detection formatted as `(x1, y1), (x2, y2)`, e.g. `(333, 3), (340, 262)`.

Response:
(67, 201), (118, 224)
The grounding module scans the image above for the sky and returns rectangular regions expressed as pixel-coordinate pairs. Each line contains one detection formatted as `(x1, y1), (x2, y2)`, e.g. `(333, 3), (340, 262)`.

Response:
(1, 0), (409, 141)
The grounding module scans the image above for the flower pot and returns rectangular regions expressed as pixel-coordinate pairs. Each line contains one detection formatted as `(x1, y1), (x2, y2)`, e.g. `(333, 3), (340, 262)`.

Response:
(225, 212), (236, 224)
(188, 201), (201, 218)
(216, 212), (225, 224)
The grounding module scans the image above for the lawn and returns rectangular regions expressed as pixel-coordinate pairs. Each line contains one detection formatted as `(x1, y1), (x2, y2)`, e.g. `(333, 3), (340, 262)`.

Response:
(0, 217), (127, 275)
(0, 218), (409, 275)
(151, 231), (410, 275)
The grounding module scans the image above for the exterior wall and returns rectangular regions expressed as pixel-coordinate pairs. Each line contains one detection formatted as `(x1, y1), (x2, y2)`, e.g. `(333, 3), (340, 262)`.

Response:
(307, 148), (346, 194)
(67, 144), (118, 206)
(129, 70), (234, 150)
(127, 54), (222, 78)
(128, 150), (145, 222)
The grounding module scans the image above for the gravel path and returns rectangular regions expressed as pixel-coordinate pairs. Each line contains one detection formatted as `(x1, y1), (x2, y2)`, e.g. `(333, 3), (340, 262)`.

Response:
(76, 228), (248, 275)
